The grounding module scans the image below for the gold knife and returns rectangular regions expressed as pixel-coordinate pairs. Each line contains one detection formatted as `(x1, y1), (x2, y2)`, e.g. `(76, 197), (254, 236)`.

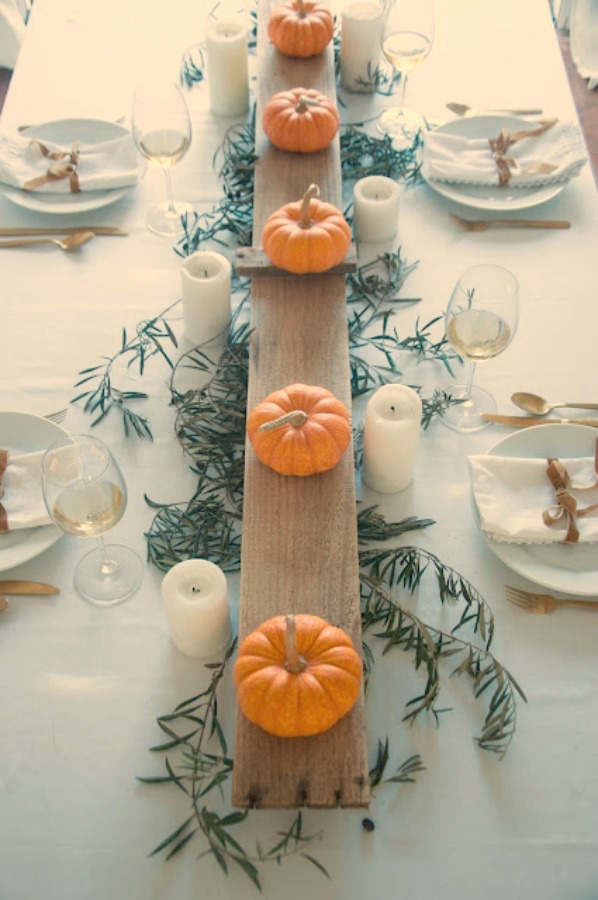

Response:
(481, 414), (598, 428)
(0, 580), (59, 595)
(0, 227), (127, 237)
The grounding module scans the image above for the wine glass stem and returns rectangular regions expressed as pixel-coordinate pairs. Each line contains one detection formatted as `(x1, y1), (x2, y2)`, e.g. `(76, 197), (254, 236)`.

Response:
(397, 71), (408, 117)
(163, 167), (177, 215)
(96, 535), (117, 576)
(464, 361), (477, 402)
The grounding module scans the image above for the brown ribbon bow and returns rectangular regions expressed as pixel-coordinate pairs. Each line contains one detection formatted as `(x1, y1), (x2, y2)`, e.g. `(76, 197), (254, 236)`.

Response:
(488, 119), (558, 186)
(542, 440), (598, 543)
(23, 139), (81, 193)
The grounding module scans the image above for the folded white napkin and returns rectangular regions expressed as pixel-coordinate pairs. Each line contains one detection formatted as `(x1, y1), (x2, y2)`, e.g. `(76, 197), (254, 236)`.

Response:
(0, 448), (51, 532)
(0, 131), (141, 193)
(469, 449), (598, 545)
(422, 120), (588, 187)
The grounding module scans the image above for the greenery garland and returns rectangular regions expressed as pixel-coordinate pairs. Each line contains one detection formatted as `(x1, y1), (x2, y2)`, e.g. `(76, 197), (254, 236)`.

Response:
(72, 35), (526, 892)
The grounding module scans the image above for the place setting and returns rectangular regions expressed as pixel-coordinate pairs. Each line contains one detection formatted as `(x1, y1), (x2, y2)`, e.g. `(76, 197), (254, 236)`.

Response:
(420, 112), (589, 212)
(0, 414), (143, 605)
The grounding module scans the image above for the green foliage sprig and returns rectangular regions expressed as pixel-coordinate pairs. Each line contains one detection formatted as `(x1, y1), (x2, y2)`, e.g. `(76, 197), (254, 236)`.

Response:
(138, 640), (327, 889)
(145, 318), (250, 573)
(358, 545), (526, 757)
(340, 126), (423, 183)
(72, 301), (180, 439)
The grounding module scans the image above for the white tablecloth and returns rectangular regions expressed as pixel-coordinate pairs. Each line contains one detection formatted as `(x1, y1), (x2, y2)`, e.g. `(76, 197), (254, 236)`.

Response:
(0, 0), (25, 68)
(1, 1), (597, 899)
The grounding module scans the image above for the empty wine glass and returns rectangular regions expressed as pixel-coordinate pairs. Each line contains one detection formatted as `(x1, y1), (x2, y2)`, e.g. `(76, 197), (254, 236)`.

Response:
(41, 434), (143, 606)
(441, 264), (519, 432)
(131, 80), (193, 237)
(378, 0), (434, 142)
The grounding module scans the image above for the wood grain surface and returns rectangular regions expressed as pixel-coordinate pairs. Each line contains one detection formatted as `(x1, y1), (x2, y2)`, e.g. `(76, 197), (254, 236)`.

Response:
(231, 0), (370, 810)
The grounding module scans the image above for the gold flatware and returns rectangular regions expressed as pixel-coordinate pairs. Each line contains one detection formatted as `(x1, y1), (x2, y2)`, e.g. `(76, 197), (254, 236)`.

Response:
(511, 391), (598, 416)
(505, 585), (598, 613)
(451, 213), (570, 232)
(0, 597), (7, 614)
(0, 581), (59, 595)
(0, 226), (127, 237)
(447, 102), (544, 117)
(0, 231), (95, 252)
(480, 413), (598, 428)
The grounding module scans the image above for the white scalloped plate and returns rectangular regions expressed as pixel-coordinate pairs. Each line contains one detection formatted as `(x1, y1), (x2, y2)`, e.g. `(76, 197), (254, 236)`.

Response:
(0, 412), (68, 572)
(471, 424), (598, 597)
(1, 119), (139, 214)
(421, 115), (568, 212)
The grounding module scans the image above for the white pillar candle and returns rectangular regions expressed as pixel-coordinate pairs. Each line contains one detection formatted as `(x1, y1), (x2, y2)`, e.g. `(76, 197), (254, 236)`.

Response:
(161, 559), (232, 659)
(353, 175), (401, 244)
(181, 251), (232, 346)
(206, 18), (249, 117)
(362, 384), (422, 494)
(340, 1), (384, 94)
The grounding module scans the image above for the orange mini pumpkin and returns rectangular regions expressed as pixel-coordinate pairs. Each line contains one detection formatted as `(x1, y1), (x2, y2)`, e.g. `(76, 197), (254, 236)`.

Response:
(262, 184), (351, 274)
(268, 0), (334, 58)
(234, 613), (362, 738)
(246, 383), (351, 477)
(263, 87), (339, 153)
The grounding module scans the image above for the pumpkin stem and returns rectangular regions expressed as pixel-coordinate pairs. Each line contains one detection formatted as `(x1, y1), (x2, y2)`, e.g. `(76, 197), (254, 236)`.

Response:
(258, 409), (309, 431)
(295, 0), (307, 18)
(296, 94), (320, 114)
(299, 183), (320, 230)
(284, 615), (308, 673)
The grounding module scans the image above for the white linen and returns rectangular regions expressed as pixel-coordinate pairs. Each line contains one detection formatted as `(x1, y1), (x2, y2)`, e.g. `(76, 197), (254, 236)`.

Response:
(469, 451), (598, 544)
(422, 119), (588, 186)
(1, 0), (598, 899)
(0, 131), (141, 192)
(0, 0), (25, 68)
(0, 448), (50, 530)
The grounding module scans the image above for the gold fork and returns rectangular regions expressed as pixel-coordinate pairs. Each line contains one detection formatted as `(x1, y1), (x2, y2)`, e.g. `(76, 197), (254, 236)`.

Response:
(44, 408), (67, 424)
(505, 585), (598, 614)
(450, 213), (571, 231)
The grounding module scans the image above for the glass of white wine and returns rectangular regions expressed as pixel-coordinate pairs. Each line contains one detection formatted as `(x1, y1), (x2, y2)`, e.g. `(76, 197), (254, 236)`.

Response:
(41, 434), (143, 606)
(131, 80), (193, 237)
(378, 0), (434, 142)
(442, 264), (519, 432)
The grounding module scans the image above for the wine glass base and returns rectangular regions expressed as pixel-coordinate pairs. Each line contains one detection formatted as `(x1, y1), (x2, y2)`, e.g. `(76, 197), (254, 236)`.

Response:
(75, 544), (144, 607)
(377, 106), (426, 145)
(146, 201), (194, 237)
(440, 384), (496, 433)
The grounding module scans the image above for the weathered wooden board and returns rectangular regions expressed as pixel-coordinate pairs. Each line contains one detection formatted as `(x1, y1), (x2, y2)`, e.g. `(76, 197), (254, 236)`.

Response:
(234, 244), (358, 277)
(232, 0), (369, 810)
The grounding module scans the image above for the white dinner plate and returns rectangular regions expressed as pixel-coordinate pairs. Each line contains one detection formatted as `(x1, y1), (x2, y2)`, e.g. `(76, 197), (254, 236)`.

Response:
(0, 411), (68, 572)
(421, 115), (567, 212)
(1, 119), (140, 214)
(471, 424), (598, 596)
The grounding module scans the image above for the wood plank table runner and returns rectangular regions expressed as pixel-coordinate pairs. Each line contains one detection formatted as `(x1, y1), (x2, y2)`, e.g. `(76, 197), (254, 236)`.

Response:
(232, 0), (370, 810)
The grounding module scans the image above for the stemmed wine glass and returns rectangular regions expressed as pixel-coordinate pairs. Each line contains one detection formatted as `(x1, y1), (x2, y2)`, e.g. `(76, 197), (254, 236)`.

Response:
(378, 0), (434, 142)
(41, 434), (143, 606)
(441, 264), (519, 432)
(131, 80), (193, 237)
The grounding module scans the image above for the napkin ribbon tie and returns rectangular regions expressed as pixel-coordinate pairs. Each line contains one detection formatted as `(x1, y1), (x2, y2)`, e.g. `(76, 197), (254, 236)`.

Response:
(542, 441), (598, 543)
(488, 119), (558, 186)
(23, 139), (81, 193)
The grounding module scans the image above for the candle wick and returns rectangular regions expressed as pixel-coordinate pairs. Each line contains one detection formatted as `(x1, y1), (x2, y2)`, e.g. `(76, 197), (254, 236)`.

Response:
(390, 405), (395, 412)
(203, 269), (208, 278)
(191, 586), (201, 593)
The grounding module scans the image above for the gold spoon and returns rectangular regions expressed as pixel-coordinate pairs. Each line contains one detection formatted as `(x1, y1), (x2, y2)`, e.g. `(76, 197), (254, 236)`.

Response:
(0, 231), (95, 251)
(511, 391), (598, 416)
(447, 102), (543, 116)
(0, 597), (8, 614)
